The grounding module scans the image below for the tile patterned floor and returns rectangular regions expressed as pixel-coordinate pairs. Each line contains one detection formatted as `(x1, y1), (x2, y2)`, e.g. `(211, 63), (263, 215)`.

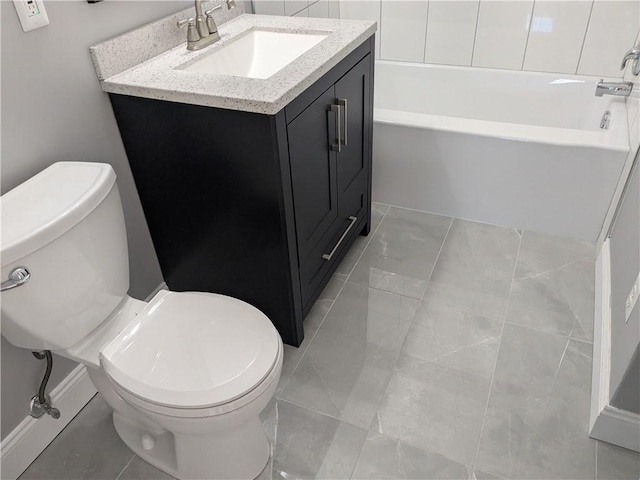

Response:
(18, 204), (640, 480)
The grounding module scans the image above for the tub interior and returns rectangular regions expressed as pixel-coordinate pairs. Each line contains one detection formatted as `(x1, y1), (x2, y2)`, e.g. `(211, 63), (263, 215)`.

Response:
(374, 61), (626, 132)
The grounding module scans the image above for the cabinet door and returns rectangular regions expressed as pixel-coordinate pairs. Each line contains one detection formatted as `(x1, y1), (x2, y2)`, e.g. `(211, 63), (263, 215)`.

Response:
(288, 86), (339, 264)
(335, 54), (371, 224)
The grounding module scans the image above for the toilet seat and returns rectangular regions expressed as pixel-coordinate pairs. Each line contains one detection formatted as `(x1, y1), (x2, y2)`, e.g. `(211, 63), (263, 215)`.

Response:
(100, 290), (281, 413)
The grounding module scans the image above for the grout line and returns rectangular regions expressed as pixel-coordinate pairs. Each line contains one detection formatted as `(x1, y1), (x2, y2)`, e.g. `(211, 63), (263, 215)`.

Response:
(520, 0), (536, 70)
(275, 396), (363, 429)
(472, 229), (523, 470)
(503, 319), (593, 344)
(469, 0), (482, 66)
(422, 0), (430, 63)
(114, 454), (135, 480)
(576, 0), (595, 75)
(419, 216), (454, 302)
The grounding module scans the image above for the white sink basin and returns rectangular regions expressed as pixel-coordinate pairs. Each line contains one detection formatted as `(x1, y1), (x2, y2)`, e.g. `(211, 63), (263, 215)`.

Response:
(178, 29), (328, 79)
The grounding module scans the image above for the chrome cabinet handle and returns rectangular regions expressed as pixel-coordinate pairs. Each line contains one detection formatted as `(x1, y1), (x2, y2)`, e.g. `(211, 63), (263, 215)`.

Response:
(328, 104), (341, 152)
(1, 267), (31, 292)
(337, 98), (347, 146)
(322, 216), (357, 261)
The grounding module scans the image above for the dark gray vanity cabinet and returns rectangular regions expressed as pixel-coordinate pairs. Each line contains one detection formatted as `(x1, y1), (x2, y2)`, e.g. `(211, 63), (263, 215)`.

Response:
(109, 36), (374, 347)
(289, 54), (372, 305)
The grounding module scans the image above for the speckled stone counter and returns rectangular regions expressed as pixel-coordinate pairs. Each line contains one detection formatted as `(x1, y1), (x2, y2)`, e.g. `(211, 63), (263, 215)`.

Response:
(90, 13), (376, 115)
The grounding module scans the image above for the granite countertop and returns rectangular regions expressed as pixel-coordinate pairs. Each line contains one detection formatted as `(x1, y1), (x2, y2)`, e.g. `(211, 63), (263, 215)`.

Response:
(91, 14), (376, 115)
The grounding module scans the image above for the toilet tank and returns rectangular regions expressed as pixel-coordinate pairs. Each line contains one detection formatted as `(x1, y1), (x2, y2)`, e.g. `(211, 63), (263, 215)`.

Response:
(1, 162), (130, 351)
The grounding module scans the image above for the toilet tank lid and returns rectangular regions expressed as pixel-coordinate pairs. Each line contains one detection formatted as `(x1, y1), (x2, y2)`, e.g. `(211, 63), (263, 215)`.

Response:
(1, 162), (116, 267)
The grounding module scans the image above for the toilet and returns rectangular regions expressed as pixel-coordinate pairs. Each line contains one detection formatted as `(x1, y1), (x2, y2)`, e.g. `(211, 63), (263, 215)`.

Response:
(0, 162), (283, 479)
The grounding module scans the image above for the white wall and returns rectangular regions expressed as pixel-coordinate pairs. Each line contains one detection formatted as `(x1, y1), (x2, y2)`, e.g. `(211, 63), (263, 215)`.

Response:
(337, 0), (639, 77)
(253, 0), (340, 19)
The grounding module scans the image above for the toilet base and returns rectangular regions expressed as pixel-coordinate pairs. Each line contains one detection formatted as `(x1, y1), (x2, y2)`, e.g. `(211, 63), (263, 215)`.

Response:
(113, 410), (271, 480)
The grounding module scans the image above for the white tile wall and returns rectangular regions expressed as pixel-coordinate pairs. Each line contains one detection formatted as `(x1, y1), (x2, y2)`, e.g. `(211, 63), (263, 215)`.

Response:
(253, 0), (286, 16)
(340, 0), (381, 57)
(328, 0), (340, 19)
(293, 6), (309, 16)
(472, 0), (534, 70)
(308, 0), (330, 18)
(523, 0), (593, 73)
(578, 0), (640, 77)
(254, 0), (338, 18)
(380, 0), (429, 62)
(424, 0), (479, 66)
(252, 0), (640, 77)
(284, 0), (308, 15)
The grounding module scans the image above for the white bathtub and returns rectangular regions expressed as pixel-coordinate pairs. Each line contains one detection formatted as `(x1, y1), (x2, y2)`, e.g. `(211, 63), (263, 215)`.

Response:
(373, 61), (630, 240)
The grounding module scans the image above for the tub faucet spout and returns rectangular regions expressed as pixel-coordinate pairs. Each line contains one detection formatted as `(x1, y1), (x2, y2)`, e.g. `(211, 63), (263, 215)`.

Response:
(595, 80), (633, 97)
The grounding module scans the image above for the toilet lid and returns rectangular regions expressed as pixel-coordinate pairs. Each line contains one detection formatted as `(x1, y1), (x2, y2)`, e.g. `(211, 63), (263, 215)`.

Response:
(100, 290), (281, 409)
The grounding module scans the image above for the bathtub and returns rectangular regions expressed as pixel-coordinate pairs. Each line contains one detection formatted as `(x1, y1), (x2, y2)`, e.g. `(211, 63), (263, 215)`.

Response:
(373, 61), (630, 240)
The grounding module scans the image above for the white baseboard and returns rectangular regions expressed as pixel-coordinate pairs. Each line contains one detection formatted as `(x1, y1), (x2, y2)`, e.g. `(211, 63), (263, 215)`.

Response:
(591, 406), (640, 452)
(589, 239), (640, 453)
(0, 365), (97, 480)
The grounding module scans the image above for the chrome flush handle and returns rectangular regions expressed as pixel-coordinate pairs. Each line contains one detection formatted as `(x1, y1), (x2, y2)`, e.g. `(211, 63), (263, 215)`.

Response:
(1, 267), (31, 292)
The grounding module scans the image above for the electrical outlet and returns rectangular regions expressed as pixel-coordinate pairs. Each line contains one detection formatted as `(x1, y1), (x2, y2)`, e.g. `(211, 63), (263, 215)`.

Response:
(13, 0), (49, 32)
(625, 272), (640, 323)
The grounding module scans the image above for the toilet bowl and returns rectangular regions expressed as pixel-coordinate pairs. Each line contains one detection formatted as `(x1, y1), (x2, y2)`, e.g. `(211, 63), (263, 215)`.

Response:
(0, 162), (283, 479)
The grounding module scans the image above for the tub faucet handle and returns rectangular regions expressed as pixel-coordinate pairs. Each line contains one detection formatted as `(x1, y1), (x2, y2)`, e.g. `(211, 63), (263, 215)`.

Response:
(620, 46), (640, 76)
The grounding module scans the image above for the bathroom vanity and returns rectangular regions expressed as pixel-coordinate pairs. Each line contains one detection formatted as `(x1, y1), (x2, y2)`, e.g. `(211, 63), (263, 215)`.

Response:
(91, 12), (376, 346)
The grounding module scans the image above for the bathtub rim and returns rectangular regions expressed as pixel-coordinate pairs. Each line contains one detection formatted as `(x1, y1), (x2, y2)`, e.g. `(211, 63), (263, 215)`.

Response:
(374, 106), (629, 152)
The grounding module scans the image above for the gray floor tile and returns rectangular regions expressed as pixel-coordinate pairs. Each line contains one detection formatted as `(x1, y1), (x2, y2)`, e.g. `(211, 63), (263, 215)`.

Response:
(330, 282), (421, 325)
(117, 456), (174, 480)
(281, 284), (412, 428)
(335, 203), (388, 276)
(351, 431), (470, 479)
(430, 219), (520, 300)
(490, 322), (570, 399)
(506, 231), (596, 341)
(476, 325), (596, 479)
(258, 399), (367, 480)
(403, 302), (503, 379)
(422, 282), (509, 321)
(19, 395), (133, 480)
(318, 273), (347, 302)
(276, 299), (333, 397)
(597, 442), (640, 480)
(365, 207), (451, 264)
(375, 354), (491, 466)
(348, 253), (432, 299)
(473, 469), (505, 479)
(371, 203), (390, 229)
(19, 209), (605, 480)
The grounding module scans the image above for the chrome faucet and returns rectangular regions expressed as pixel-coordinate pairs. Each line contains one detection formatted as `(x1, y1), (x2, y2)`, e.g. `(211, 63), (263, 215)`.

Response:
(595, 79), (634, 97)
(177, 0), (236, 51)
(621, 46), (640, 76)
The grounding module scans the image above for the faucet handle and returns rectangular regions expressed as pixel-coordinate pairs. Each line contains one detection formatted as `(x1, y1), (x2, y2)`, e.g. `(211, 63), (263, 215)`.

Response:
(177, 18), (199, 44)
(205, 5), (222, 16)
(177, 17), (195, 28)
(204, 6), (222, 34)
